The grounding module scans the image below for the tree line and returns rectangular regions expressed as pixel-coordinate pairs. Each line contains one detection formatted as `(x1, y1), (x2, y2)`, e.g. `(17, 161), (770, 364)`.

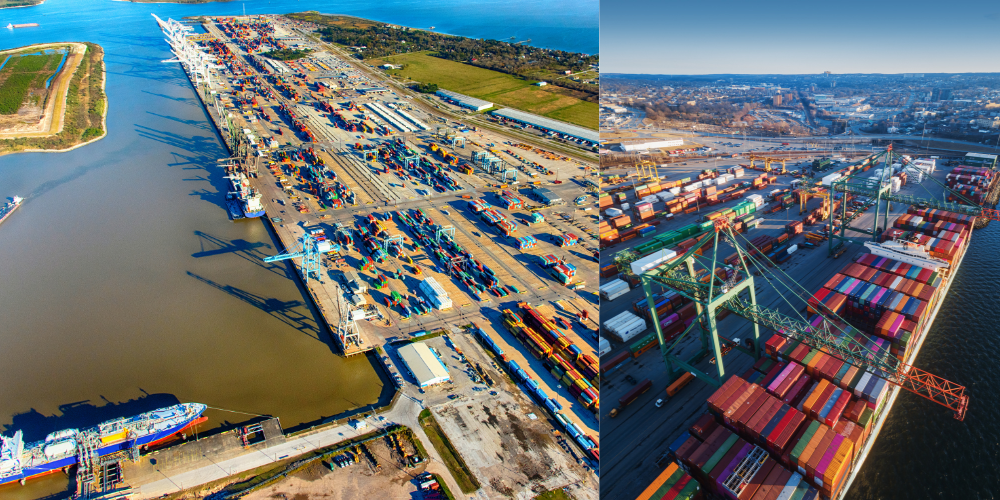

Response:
(289, 14), (598, 97)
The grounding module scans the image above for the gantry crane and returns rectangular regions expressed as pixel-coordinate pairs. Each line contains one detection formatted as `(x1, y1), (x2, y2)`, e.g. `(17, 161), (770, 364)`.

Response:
(748, 154), (787, 174)
(642, 217), (969, 420)
(263, 232), (327, 283)
(634, 159), (659, 183)
(828, 145), (1000, 256)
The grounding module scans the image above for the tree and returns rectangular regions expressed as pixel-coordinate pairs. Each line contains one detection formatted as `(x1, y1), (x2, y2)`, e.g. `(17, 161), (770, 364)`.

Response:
(414, 83), (439, 93)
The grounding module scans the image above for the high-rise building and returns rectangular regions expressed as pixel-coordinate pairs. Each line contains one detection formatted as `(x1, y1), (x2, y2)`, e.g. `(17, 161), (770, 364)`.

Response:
(773, 95), (782, 106)
(931, 88), (951, 101)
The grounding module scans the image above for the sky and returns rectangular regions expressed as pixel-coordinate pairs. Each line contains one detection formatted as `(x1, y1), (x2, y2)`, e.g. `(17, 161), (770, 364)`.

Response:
(601, 0), (1000, 74)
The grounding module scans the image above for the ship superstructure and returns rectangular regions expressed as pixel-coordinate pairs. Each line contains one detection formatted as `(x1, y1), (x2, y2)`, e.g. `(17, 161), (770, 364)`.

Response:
(227, 172), (265, 218)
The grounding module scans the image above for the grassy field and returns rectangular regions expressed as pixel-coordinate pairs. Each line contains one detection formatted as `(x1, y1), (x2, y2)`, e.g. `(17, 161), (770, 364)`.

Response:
(373, 51), (597, 130)
(0, 51), (62, 114)
(534, 489), (574, 500)
(418, 409), (481, 494)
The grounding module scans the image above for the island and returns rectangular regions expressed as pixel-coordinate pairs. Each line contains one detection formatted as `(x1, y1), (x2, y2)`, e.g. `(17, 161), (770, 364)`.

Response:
(0, 0), (44, 8)
(0, 42), (106, 155)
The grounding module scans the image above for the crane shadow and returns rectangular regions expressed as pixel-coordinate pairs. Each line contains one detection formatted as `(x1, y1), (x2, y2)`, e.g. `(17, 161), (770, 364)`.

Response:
(186, 271), (333, 350)
(192, 230), (287, 278)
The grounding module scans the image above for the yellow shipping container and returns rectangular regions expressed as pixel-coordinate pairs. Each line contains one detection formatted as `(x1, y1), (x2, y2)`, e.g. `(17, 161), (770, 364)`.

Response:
(101, 430), (128, 444)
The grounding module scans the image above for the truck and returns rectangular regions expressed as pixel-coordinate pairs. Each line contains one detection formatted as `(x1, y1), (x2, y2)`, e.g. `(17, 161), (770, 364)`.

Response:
(609, 378), (652, 417)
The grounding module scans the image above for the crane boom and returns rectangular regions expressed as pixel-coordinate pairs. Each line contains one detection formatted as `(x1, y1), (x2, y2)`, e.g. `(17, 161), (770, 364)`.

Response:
(645, 219), (969, 420)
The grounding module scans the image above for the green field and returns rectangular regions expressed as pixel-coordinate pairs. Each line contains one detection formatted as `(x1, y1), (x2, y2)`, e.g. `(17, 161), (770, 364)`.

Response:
(374, 52), (597, 130)
(0, 51), (62, 114)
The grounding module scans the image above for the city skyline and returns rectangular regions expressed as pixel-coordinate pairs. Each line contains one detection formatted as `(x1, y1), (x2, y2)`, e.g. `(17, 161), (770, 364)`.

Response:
(601, 0), (1000, 74)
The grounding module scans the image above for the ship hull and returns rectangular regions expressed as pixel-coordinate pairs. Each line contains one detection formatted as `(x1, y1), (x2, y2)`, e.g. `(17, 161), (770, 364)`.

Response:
(242, 208), (266, 218)
(0, 204), (20, 226)
(834, 231), (970, 500)
(0, 409), (206, 487)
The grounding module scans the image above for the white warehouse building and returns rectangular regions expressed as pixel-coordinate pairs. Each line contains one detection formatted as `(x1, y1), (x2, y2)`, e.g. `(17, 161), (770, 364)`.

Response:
(619, 139), (684, 152)
(398, 342), (450, 387)
(435, 89), (493, 112)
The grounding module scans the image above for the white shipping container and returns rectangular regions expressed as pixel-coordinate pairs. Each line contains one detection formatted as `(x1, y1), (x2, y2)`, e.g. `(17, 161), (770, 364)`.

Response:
(615, 320), (647, 342)
(641, 195), (659, 204)
(603, 311), (641, 334)
(599, 337), (611, 356)
(599, 279), (629, 300)
(606, 208), (623, 217)
(630, 248), (678, 276)
(821, 173), (842, 186)
(668, 187), (682, 195)
(787, 244), (798, 255)
(622, 203), (630, 211)
(658, 192), (676, 202)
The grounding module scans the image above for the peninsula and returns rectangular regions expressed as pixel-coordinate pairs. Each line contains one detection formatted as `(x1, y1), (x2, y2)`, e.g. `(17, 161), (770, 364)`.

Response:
(0, 42), (106, 154)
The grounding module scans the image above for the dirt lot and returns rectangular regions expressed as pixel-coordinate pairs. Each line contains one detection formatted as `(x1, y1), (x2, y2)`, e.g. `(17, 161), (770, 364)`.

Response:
(243, 433), (425, 500)
(431, 390), (598, 500)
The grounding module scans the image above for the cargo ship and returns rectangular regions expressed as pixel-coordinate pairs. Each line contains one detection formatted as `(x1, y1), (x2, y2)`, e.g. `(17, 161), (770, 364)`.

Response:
(0, 196), (22, 226)
(0, 403), (206, 486)
(6, 24), (39, 30)
(643, 205), (975, 500)
(227, 172), (265, 219)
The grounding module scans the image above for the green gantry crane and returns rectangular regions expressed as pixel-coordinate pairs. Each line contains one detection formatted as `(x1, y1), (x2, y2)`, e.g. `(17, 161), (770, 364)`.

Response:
(642, 217), (969, 420)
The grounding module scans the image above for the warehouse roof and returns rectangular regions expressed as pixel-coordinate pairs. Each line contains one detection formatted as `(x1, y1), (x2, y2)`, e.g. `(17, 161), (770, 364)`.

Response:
(490, 108), (599, 144)
(398, 342), (450, 387)
(435, 89), (493, 110)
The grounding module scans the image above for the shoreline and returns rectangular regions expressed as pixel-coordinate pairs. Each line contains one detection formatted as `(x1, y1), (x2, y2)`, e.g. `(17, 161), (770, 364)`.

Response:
(0, 0), (45, 10)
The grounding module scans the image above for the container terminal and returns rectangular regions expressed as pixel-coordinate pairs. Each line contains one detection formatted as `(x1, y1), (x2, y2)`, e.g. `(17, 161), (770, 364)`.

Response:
(598, 145), (1000, 500)
(143, 13), (600, 498)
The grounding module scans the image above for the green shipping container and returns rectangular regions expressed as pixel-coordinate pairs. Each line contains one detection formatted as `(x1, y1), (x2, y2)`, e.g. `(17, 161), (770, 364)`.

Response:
(702, 433), (740, 474)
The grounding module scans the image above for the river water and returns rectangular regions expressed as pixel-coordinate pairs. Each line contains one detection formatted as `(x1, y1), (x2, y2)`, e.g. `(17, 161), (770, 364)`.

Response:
(0, 0), (596, 498)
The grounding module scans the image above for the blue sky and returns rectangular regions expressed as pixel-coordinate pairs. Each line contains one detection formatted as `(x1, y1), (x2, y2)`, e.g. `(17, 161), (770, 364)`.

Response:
(601, 0), (1000, 74)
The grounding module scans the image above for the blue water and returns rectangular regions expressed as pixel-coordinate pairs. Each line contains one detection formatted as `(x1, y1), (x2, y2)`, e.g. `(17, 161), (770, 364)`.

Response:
(0, 0), (597, 54)
(43, 49), (66, 88)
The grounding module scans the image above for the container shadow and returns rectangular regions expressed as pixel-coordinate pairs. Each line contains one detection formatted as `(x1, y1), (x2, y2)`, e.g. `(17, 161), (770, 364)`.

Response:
(191, 230), (287, 278)
(185, 271), (334, 350)
(3, 393), (182, 443)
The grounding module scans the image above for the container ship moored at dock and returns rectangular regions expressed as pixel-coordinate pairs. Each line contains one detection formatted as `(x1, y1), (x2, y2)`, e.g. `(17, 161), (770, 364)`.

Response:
(0, 403), (207, 487)
(634, 205), (976, 500)
(226, 172), (266, 219)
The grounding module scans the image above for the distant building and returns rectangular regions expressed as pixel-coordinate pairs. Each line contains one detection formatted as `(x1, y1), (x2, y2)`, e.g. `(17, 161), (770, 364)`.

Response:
(435, 89), (493, 112)
(772, 95), (782, 106)
(931, 88), (952, 101)
(398, 342), (450, 387)
(535, 81), (547, 86)
(490, 108), (599, 145)
(531, 187), (562, 205)
(619, 139), (684, 152)
(380, 64), (399, 70)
